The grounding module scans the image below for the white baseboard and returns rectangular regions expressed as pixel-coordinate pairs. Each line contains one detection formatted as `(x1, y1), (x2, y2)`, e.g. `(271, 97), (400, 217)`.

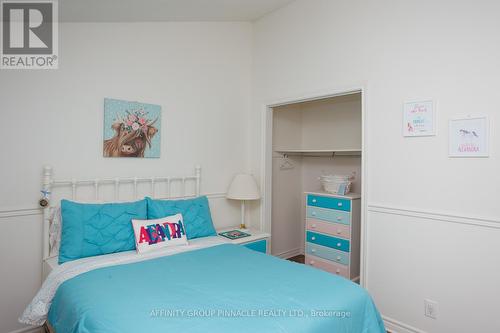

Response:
(274, 247), (302, 259)
(383, 316), (426, 333)
(8, 326), (42, 333)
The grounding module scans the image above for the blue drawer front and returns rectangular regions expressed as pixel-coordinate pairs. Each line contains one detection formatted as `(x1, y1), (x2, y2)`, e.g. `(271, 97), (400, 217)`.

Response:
(305, 242), (349, 265)
(307, 195), (351, 212)
(306, 206), (351, 225)
(306, 231), (350, 252)
(243, 240), (267, 253)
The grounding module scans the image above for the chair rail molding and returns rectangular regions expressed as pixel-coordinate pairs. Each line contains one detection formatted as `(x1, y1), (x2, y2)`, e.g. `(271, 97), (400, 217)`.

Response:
(0, 192), (228, 222)
(367, 203), (500, 229)
(0, 208), (43, 219)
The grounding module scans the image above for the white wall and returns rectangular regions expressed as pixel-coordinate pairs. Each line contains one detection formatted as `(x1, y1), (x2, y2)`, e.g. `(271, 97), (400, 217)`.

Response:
(299, 95), (361, 151)
(271, 154), (303, 257)
(0, 22), (252, 333)
(272, 103), (303, 149)
(272, 94), (362, 151)
(251, 1), (500, 332)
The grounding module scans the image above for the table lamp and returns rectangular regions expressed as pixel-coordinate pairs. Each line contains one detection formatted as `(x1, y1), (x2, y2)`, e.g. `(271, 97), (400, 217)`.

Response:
(226, 174), (260, 229)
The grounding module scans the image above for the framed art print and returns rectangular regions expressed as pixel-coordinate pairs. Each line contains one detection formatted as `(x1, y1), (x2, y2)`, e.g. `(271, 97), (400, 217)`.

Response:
(449, 116), (489, 157)
(403, 100), (435, 137)
(103, 98), (161, 158)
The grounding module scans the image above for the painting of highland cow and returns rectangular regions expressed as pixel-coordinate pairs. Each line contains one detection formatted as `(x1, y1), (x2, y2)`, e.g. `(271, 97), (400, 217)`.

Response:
(103, 98), (161, 158)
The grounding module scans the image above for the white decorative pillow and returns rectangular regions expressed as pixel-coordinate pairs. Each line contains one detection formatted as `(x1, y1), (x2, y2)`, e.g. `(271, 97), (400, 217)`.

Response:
(132, 213), (188, 254)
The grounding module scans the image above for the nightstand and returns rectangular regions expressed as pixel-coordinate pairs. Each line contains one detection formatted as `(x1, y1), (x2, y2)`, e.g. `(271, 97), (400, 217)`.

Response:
(217, 227), (271, 254)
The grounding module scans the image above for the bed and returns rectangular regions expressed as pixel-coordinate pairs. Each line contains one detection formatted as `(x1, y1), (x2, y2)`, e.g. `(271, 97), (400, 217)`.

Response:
(20, 166), (385, 333)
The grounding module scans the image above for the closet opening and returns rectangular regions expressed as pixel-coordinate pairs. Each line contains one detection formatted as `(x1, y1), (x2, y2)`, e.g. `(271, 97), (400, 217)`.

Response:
(264, 90), (364, 283)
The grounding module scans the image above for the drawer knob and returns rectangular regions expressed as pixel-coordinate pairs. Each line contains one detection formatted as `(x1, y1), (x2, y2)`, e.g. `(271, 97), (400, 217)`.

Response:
(337, 242), (341, 247)
(336, 269), (340, 274)
(336, 256), (341, 261)
(336, 217), (342, 221)
(310, 261), (315, 265)
(338, 203), (342, 207)
(336, 229), (342, 234)
(312, 199), (317, 203)
(311, 236), (316, 241)
(312, 212), (317, 216)
(311, 249), (316, 253)
(311, 224), (317, 228)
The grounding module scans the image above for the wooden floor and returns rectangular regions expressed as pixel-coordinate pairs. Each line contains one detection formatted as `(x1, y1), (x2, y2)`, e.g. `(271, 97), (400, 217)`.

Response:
(287, 254), (305, 264)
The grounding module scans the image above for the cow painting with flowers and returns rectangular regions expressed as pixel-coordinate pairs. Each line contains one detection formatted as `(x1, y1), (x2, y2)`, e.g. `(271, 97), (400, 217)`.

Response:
(103, 98), (161, 158)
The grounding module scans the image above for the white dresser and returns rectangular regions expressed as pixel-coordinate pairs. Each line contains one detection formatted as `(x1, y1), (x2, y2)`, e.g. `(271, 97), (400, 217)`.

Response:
(304, 192), (361, 281)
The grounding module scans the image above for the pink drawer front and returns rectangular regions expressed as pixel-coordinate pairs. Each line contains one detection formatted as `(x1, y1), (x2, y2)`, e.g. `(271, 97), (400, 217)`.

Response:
(306, 218), (350, 239)
(305, 254), (349, 279)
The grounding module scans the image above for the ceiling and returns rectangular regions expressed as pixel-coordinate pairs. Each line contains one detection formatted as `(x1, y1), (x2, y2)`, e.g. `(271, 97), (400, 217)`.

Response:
(60, 0), (296, 22)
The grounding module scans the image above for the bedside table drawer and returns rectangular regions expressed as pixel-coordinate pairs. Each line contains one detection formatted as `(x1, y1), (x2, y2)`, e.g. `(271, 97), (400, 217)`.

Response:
(242, 239), (267, 253)
(307, 195), (351, 212)
(306, 219), (350, 239)
(305, 254), (349, 278)
(306, 206), (350, 225)
(306, 242), (350, 265)
(306, 231), (350, 252)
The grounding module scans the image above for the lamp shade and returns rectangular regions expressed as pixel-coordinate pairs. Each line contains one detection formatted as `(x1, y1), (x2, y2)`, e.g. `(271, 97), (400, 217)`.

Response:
(226, 174), (260, 200)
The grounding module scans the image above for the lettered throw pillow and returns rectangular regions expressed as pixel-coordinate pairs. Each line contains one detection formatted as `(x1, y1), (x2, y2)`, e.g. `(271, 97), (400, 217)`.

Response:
(132, 213), (188, 254)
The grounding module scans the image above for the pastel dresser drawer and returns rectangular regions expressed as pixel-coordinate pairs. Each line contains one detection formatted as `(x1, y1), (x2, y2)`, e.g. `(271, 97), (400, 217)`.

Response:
(307, 195), (351, 212)
(306, 206), (350, 225)
(306, 231), (350, 252)
(242, 239), (267, 253)
(305, 242), (349, 265)
(305, 254), (349, 278)
(306, 218), (351, 239)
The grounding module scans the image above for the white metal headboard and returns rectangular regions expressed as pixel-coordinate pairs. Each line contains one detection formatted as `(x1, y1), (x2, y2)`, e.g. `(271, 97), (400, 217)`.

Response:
(41, 165), (201, 260)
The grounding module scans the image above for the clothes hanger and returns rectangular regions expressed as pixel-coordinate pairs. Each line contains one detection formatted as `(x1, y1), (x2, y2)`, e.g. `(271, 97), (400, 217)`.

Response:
(279, 154), (295, 170)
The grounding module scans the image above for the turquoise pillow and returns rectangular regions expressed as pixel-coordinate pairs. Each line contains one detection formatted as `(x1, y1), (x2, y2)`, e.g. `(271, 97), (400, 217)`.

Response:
(146, 196), (216, 240)
(59, 199), (147, 264)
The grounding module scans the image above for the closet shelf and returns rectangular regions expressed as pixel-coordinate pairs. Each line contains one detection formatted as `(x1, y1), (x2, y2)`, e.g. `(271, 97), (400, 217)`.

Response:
(275, 149), (362, 157)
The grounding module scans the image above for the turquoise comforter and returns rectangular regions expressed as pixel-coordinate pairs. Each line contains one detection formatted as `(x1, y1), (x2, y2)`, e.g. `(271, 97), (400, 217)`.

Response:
(48, 244), (385, 333)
